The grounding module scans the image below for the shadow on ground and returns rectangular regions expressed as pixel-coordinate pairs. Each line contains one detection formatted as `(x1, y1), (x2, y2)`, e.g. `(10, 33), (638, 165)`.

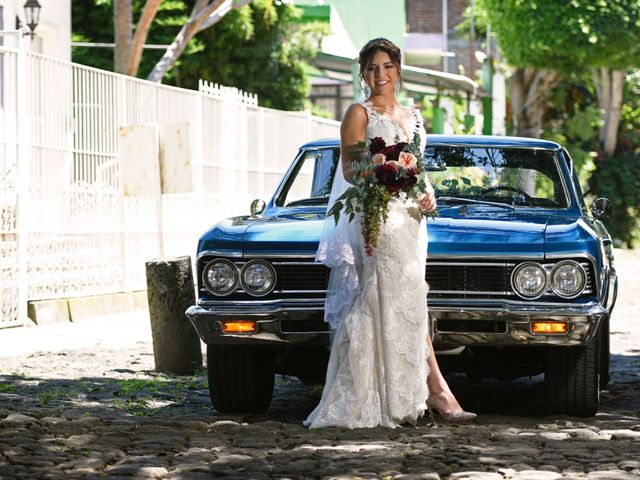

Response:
(1, 352), (637, 423)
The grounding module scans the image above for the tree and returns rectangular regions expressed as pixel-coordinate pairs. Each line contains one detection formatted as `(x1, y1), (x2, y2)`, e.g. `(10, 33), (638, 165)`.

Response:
(115, 0), (162, 76)
(483, 0), (640, 155)
(176, 1), (327, 110)
(72, 0), (326, 110)
(112, 0), (255, 81)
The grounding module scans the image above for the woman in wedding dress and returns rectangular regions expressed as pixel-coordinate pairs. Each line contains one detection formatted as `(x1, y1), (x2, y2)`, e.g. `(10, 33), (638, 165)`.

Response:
(305, 38), (476, 429)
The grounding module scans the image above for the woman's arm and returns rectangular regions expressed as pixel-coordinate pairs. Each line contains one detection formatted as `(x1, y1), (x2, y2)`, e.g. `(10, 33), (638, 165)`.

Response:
(340, 104), (368, 184)
(417, 171), (437, 212)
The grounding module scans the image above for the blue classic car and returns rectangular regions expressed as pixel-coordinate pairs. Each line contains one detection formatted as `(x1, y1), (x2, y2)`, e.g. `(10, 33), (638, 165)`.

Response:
(186, 135), (617, 417)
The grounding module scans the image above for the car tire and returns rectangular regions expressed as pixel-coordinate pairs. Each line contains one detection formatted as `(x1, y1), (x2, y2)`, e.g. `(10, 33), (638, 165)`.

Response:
(545, 329), (600, 417)
(207, 345), (275, 413)
(600, 316), (610, 388)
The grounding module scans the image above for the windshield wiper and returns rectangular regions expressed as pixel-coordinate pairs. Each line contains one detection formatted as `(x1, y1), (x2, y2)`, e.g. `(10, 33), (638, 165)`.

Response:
(286, 197), (328, 207)
(437, 196), (515, 210)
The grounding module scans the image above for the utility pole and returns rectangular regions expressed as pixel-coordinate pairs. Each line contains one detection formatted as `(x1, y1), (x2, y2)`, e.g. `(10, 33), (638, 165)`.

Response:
(469, 0), (476, 80)
(442, 0), (448, 73)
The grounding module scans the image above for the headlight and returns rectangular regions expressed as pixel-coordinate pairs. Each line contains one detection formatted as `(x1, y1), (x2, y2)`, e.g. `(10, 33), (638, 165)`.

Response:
(550, 260), (586, 298)
(241, 260), (276, 296)
(203, 259), (238, 295)
(511, 262), (547, 299)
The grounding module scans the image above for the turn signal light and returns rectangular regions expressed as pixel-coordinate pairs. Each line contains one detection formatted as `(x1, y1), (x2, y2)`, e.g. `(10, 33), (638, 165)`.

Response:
(531, 321), (568, 335)
(222, 320), (257, 333)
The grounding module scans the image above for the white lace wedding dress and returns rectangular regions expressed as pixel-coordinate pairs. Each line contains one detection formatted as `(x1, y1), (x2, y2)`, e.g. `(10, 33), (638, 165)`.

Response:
(304, 102), (430, 429)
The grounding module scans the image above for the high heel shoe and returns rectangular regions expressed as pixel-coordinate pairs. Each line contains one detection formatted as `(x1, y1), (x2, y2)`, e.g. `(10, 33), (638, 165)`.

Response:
(426, 392), (477, 423)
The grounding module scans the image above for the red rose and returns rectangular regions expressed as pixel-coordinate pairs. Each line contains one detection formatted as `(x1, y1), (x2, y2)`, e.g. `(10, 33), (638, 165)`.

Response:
(374, 161), (397, 184)
(379, 142), (407, 160)
(369, 137), (386, 154)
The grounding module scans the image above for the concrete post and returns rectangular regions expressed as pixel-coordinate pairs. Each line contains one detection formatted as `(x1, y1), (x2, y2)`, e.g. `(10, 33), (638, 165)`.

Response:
(145, 256), (202, 374)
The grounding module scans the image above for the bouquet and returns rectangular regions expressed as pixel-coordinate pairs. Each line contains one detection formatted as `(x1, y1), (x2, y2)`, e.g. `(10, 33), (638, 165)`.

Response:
(327, 134), (436, 256)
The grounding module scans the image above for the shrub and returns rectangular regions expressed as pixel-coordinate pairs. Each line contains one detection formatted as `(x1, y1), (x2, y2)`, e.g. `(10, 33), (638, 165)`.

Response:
(588, 147), (640, 248)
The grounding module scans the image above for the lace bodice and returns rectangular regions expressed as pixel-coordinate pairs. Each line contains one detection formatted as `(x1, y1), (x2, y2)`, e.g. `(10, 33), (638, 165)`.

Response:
(360, 101), (427, 152)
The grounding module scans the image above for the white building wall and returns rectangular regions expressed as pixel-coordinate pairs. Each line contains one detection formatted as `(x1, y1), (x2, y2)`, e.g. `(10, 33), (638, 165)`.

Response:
(0, 0), (70, 60)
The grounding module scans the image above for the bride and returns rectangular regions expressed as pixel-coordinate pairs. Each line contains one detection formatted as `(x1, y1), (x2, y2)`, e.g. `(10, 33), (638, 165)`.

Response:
(304, 38), (476, 429)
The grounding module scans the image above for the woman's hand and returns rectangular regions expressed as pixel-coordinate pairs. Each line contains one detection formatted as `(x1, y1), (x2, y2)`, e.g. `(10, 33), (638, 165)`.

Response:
(418, 185), (436, 213)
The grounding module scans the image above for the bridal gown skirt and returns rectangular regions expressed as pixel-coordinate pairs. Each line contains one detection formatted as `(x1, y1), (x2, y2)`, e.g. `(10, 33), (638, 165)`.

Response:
(305, 199), (430, 429)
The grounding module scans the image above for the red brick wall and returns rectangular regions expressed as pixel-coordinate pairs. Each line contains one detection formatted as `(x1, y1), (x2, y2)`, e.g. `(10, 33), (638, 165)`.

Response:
(406, 0), (467, 34)
(405, 0), (476, 78)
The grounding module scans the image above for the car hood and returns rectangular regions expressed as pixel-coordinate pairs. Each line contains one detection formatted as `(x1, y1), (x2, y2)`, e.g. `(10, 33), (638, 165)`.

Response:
(198, 210), (326, 256)
(200, 207), (597, 260)
(242, 210), (326, 256)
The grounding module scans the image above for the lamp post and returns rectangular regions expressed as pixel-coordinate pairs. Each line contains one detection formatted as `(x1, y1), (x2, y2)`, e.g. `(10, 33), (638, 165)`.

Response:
(23, 0), (41, 37)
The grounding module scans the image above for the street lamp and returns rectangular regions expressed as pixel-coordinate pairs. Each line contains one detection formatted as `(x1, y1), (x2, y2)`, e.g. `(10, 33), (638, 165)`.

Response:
(23, 0), (41, 37)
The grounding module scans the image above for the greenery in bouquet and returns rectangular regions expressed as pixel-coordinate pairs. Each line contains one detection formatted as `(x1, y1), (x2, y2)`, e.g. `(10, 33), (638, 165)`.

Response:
(327, 135), (436, 256)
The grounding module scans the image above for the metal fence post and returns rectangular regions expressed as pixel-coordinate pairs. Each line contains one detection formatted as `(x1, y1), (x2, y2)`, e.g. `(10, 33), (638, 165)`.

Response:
(15, 32), (28, 325)
(117, 75), (129, 291)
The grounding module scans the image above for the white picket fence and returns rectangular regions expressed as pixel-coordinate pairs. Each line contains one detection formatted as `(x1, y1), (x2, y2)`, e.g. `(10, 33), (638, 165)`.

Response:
(0, 46), (340, 327)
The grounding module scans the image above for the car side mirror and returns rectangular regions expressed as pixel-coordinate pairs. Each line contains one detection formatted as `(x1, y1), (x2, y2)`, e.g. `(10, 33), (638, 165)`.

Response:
(250, 199), (266, 217)
(591, 197), (612, 220)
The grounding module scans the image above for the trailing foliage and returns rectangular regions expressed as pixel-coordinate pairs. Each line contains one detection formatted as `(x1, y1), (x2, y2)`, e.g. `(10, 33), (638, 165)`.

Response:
(72, 0), (327, 110)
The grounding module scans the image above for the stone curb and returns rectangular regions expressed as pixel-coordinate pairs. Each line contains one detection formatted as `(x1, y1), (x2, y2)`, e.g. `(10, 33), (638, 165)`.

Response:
(27, 290), (148, 325)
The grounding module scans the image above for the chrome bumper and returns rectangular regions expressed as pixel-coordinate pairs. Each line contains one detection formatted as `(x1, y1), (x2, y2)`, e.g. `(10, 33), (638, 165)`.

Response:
(186, 302), (329, 346)
(428, 300), (608, 347)
(186, 298), (608, 348)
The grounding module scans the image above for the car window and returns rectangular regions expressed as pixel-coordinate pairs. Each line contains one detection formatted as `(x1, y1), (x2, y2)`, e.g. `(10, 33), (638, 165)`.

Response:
(279, 148), (339, 207)
(425, 147), (569, 208)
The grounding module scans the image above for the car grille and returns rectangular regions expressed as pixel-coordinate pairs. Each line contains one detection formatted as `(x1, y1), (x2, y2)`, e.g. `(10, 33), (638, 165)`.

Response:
(197, 256), (595, 302)
(426, 263), (512, 297)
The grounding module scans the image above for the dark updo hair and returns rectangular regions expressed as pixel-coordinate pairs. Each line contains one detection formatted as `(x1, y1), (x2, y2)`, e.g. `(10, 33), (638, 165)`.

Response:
(358, 37), (402, 84)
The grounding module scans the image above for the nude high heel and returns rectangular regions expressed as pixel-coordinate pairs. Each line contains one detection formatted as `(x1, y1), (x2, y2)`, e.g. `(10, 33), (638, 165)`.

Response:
(426, 392), (477, 423)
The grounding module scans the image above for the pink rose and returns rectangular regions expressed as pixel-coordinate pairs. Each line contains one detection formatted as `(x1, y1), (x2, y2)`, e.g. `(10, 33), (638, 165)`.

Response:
(372, 153), (386, 165)
(398, 151), (417, 169)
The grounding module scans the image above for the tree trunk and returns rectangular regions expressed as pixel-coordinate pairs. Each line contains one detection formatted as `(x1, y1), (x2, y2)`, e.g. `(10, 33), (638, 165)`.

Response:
(604, 70), (624, 157)
(126, 0), (163, 77)
(509, 67), (559, 138)
(594, 68), (624, 157)
(145, 256), (202, 375)
(146, 0), (254, 83)
(114, 0), (133, 74)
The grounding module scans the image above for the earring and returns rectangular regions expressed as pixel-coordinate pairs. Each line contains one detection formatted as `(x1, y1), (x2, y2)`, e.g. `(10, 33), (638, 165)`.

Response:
(360, 78), (370, 98)
(394, 81), (401, 94)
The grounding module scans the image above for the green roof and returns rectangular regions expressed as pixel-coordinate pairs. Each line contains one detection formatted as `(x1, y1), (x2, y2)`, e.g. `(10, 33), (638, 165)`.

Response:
(293, 0), (406, 51)
(295, 5), (331, 23)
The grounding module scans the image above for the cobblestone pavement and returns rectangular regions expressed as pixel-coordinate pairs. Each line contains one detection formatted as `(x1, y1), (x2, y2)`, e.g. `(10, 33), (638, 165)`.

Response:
(1, 249), (639, 479)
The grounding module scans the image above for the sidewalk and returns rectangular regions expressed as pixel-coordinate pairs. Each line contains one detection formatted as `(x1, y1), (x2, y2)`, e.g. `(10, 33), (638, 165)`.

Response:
(0, 310), (152, 359)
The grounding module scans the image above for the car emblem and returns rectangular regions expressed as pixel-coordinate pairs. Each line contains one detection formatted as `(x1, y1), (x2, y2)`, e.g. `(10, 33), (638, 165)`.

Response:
(458, 205), (468, 216)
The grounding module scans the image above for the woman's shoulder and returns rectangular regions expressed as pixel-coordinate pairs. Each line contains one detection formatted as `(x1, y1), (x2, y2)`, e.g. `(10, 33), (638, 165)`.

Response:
(342, 103), (369, 125)
(344, 102), (369, 117)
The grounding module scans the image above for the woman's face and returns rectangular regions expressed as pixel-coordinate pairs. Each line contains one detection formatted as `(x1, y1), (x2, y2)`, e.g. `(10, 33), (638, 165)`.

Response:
(363, 50), (399, 96)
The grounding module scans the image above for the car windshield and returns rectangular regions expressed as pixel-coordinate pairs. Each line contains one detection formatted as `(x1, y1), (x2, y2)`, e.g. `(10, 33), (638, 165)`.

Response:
(277, 148), (339, 207)
(425, 146), (569, 208)
(278, 145), (569, 209)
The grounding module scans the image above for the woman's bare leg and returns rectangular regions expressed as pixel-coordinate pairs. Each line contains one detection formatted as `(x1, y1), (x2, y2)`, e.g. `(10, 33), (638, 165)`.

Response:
(426, 334), (465, 414)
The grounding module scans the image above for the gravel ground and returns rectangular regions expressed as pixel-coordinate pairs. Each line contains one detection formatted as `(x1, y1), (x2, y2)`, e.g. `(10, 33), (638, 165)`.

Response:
(0, 248), (638, 479)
